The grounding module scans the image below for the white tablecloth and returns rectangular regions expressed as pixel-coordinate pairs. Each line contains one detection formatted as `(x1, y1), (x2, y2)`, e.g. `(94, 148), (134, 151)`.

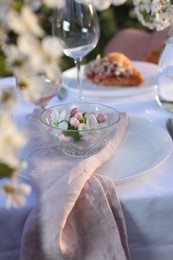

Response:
(1, 77), (173, 260)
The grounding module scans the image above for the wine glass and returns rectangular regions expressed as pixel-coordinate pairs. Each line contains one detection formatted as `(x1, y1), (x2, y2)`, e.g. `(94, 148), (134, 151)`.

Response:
(16, 66), (62, 111)
(52, 0), (100, 101)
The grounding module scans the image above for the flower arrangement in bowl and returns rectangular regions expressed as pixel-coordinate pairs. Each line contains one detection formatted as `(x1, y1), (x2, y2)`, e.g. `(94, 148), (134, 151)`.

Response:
(40, 102), (120, 158)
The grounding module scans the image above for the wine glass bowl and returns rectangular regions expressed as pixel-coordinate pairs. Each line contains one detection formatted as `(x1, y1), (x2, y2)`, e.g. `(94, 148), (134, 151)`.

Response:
(16, 67), (62, 109)
(52, 0), (100, 101)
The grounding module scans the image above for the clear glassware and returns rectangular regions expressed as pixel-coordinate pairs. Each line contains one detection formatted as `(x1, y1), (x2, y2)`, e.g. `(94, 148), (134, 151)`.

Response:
(52, 0), (100, 101)
(16, 67), (62, 110)
(40, 102), (120, 158)
(156, 7), (173, 112)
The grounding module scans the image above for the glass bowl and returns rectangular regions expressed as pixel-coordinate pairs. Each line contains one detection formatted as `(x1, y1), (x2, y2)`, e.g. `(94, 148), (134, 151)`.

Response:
(40, 102), (120, 158)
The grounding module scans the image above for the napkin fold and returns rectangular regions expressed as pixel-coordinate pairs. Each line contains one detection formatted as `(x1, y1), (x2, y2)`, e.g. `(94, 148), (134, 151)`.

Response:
(20, 109), (130, 260)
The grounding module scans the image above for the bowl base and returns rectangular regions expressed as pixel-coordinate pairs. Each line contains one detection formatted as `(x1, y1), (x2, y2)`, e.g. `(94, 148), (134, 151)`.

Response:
(61, 147), (102, 158)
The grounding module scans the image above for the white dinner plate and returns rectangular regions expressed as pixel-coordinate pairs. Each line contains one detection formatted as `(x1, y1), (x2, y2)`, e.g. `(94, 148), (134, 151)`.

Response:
(62, 61), (158, 98)
(97, 116), (172, 183)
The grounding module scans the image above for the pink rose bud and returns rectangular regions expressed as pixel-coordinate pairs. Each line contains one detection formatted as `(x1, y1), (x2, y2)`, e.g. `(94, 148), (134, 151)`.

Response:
(74, 112), (83, 121)
(69, 117), (80, 127)
(97, 113), (107, 123)
(48, 109), (53, 116)
(71, 107), (79, 115)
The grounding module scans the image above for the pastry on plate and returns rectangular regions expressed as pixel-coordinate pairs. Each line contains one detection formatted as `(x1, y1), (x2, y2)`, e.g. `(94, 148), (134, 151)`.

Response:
(84, 52), (144, 86)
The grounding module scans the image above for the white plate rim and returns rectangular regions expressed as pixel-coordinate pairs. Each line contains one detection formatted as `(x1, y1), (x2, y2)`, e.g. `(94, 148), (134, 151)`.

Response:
(62, 61), (158, 98)
(97, 116), (173, 183)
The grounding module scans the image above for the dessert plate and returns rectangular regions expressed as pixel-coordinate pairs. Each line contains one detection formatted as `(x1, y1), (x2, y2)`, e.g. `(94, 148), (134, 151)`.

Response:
(62, 61), (158, 97)
(97, 116), (172, 183)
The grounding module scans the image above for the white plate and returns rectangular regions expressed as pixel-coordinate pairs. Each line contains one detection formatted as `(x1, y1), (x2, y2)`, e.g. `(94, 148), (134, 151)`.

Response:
(62, 61), (158, 98)
(97, 116), (172, 183)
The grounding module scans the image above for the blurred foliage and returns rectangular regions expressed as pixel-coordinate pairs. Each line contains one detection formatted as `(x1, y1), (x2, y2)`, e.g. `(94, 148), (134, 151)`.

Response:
(0, 50), (12, 77)
(0, 1), (146, 76)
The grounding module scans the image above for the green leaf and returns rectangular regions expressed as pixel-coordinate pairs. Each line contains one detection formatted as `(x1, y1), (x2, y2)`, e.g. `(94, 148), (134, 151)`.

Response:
(0, 163), (14, 179)
(63, 130), (81, 142)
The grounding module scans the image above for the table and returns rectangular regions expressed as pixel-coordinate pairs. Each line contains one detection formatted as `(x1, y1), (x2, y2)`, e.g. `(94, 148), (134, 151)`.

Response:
(1, 77), (173, 260)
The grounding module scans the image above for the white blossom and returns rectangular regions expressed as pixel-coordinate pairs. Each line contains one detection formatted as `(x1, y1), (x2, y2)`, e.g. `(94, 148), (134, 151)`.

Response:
(0, 116), (27, 168)
(112, 0), (128, 6)
(17, 34), (62, 73)
(51, 109), (69, 129)
(7, 6), (44, 37)
(1, 182), (31, 208)
(133, 0), (173, 31)
(43, 0), (65, 8)
(42, 37), (63, 60)
(78, 114), (106, 135)
(0, 87), (18, 112)
(78, 0), (128, 10)
(16, 73), (51, 106)
(17, 33), (39, 56)
(3, 44), (24, 69)
(0, 0), (12, 25)
(24, 0), (65, 9)
(79, 0), (112, 11)
(23, 0), (42, 10)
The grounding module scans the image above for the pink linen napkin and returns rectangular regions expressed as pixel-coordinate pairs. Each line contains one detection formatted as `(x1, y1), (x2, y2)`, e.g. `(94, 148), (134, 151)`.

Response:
(20, 109), (130, 260)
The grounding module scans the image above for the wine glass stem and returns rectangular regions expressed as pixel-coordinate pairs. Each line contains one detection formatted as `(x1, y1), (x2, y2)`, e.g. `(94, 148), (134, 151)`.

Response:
(75, 58), (85, 101)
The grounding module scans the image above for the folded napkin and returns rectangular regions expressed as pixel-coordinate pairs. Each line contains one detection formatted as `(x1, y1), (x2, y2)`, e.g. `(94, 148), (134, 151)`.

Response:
(20, 109), (130, 260)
